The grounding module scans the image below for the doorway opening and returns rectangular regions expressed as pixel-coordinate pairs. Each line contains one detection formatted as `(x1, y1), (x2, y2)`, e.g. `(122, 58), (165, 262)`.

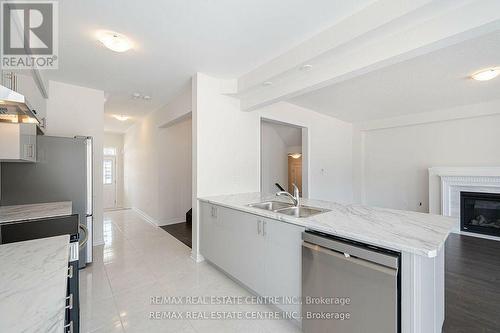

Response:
(260, 119), (308, 197)
(158, 114), (193, 248)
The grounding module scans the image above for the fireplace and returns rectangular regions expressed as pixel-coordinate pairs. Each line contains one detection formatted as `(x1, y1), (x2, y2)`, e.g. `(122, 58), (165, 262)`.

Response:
(461, 192), (500, 237)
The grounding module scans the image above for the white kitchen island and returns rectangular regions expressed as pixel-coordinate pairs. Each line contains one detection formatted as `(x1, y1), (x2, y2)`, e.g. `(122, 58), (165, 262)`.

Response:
(198, 193), (455, 333)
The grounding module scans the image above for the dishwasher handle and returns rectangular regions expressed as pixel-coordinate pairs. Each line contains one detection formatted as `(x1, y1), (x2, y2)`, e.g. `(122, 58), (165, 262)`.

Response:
(302, 232), (399, 269)
(303, 242), (398, 276)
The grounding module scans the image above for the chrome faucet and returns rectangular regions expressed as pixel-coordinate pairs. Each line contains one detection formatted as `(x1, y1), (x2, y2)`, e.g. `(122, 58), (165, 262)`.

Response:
(276, 183), (300, 207)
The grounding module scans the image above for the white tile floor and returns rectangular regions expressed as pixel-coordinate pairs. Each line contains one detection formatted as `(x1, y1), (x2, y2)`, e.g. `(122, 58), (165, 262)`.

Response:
(80, 209), (302, 332)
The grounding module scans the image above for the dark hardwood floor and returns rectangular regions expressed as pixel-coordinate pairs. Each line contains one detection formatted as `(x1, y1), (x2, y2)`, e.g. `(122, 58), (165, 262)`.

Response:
(443, 233), (500, 333)
(160, 222), (192, 248)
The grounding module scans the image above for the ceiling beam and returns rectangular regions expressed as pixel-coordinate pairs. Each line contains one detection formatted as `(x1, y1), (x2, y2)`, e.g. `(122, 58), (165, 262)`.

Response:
(237, 0), (500, 111)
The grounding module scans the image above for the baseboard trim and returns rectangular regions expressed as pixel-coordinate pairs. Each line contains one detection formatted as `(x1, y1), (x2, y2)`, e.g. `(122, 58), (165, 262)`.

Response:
(104, 207), (129, 212)
(131, 207), (160, 227)
(157, 217), (185, 226)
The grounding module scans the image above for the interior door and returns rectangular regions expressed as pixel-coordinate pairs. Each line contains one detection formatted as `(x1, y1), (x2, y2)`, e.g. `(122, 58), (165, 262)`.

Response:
(103, 156), (117, 209)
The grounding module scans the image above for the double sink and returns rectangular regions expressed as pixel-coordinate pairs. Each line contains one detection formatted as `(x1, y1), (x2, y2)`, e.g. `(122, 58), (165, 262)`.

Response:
(248, 201), (330, 218)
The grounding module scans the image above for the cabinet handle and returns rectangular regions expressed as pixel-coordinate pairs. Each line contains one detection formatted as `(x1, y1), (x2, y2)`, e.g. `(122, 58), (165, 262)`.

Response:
(64, 321), (73, 333)
(65, 294), (73, 310)
(68, 265), (73, 279)
(263, 221), (267, 236)
(257, 220), (262, 235)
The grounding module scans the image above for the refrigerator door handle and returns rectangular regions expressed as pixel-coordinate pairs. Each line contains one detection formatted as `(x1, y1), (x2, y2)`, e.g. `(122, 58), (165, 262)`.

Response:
(79, 224), (88, 249)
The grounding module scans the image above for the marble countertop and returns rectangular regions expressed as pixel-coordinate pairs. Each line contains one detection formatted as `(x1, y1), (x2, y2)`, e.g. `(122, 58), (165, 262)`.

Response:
(0, 235), (70, 333)
(0, 201), (72, 224)
(199, 193), (456, 258)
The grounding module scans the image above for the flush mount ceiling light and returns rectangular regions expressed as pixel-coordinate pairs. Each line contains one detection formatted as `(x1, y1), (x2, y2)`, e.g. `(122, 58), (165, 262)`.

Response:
(132, 92), (141, 99)
(97, 30), (133, 53)
(262, 81), (273, 86)
(113, 115), (130, 121)
(471, 68), (499, 81)
(288, 153), (302, 159)
(142, 95), (151, 100)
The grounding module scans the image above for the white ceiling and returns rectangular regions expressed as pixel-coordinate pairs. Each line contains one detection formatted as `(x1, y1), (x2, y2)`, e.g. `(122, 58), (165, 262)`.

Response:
(289, 30), (500, 123)
(42, 0), (375, 132)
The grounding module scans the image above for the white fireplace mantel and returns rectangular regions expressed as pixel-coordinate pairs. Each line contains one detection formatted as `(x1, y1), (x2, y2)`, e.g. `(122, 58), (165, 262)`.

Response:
(429, 167), (500, 239)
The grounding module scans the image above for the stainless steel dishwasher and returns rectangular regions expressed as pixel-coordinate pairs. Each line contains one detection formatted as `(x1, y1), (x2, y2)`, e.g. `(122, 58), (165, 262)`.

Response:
(302, 231), (400, 333)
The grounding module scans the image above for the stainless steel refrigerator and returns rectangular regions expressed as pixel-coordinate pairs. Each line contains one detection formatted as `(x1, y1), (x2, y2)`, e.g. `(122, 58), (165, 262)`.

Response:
(1, 135), (93, 268)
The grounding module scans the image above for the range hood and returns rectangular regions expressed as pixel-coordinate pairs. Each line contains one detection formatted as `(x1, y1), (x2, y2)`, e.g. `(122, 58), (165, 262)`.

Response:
(0, 84), (40, 124)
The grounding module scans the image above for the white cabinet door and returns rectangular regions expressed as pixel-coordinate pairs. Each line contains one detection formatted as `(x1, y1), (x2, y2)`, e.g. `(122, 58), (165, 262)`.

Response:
(199, 202), (219, 263)
(0, 123), (36, 162)
(263, 218), (304, 314)
(200, 203), (303, 312)
(219, 207), (266, 295)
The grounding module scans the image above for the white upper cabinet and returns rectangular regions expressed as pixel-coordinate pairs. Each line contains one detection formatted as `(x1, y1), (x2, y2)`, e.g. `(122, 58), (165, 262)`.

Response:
(0, 123), (37, 162)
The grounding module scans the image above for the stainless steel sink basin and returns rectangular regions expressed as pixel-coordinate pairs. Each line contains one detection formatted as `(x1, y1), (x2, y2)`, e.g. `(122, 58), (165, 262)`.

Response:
(248, 201), (330, 218)
(275, 206), (330, 218)
(248, 201), (294, 211)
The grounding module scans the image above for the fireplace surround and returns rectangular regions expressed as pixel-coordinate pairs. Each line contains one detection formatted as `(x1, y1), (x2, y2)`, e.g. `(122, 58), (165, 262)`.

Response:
(429, 167), (500, 240)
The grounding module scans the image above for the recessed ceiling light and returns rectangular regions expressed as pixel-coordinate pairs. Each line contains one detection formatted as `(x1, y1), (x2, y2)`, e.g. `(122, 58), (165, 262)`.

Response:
(300, 64), (313, 71)
(97, 30), (133, 53)
(262, 81), (273, 86)
(113, 115), (130, 121)
(471, 68), (499, 81)
(142, 95), (151, 100)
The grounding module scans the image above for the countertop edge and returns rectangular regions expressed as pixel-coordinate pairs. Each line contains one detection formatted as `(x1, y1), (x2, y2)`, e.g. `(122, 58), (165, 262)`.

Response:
(198, 196), (452, 258)
(0, 201), (73, 224)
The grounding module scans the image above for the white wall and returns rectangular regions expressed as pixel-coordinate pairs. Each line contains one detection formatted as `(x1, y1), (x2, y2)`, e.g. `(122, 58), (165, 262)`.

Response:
(103, 132), (124, 208)
(358, 113), (500, 213)
(192, 73), (354, 260)
(124, 86), (192, 225)
(261, 122), (289, 194)
(193, 73), (261, 260)
(159, 117), (192, 224)
(257, 102), (353, 203)
(46, 80), (105, 245)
